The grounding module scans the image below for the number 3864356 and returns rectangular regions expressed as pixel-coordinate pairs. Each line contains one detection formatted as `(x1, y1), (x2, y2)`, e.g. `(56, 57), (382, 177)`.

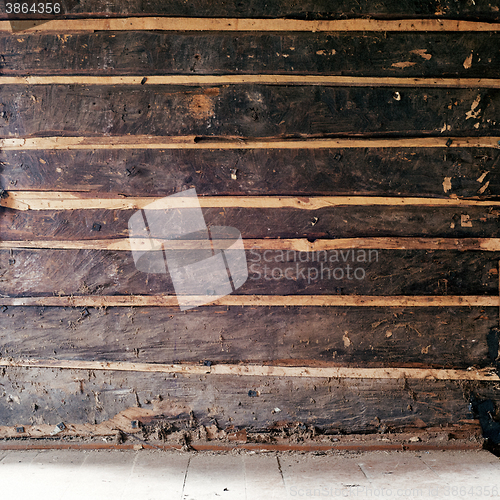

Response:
(6, 3), (61, 13)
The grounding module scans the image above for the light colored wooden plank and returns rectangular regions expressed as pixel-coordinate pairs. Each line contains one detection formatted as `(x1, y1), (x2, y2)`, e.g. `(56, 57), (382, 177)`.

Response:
(3, 192), (500, 211)
(0, 357), (497, 380)
(2, 237), (500, 251)
(0, 295), (498, 308)
(1, 136), (498, 151)
(2, 18), (500, 33)
(2, 75), (500, 88)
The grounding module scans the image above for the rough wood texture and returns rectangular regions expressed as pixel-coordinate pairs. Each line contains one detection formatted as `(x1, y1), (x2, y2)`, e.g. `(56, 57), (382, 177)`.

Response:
(1, 32), (499, 79)
(1, 147), (498, 197)
(0, 366), (497, 432)
(1, 249), (499, 297)
(0, 306), (495, 369)
(0, 86), (498, 138)
(1, 206), (500, 241)
(2, 2), (500, 443)
(1, 0), (499, 20)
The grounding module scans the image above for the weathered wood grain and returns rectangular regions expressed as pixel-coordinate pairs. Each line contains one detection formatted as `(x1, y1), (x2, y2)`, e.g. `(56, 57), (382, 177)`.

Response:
(0, 305), (495, 369)
(1, 147), (498, 198)
(0, 86), (498, 138)
(2, 0), (499, 21)
(0, 366), (496, 432)
(2, 206), (500, 241)
(1, 32), (499, 79)
(1, 249), (499, 297)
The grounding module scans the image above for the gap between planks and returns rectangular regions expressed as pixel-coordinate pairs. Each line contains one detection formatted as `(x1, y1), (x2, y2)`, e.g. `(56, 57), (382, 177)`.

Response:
(1, 295), (498, 308)
(0, 357), (497, 380)
(0, 136), (499, 150)
(1, 75), (500, 88)
(2, 237), (500, 251)
(3, 192), (500, 211)
(2, 17), (500, 33)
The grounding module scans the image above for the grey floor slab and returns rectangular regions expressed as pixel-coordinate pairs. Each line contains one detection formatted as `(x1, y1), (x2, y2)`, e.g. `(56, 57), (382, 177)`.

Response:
(121, 450), (190, 500)
(280, 453), (372, 498)
(0, 449), (497, 500)
(182, 453), (247, 500)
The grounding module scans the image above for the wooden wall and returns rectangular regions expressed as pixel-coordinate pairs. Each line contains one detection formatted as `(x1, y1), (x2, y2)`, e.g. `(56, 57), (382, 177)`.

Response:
(0, 2), (500, 447)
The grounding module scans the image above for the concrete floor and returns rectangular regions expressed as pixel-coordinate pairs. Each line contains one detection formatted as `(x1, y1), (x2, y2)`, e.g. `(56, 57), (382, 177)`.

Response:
(0, 449), (498, 499)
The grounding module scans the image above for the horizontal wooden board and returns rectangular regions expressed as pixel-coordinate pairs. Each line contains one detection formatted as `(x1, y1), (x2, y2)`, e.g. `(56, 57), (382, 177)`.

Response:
(1, 248), (499, 297)
(0, 366), (497, 431)
(2, 32), (500, 79)
(1, 359), (498, 381)
(0, 305), (495, 369)
(0, 86), (498, 138)
(1, 147), (498, 197)
(4, 193), (500, 211)
(1, 0), (499, 20)
(4, 238), (500, 251)
(2, 0), (500, 21)
(2, 137), (500, 150)
(2, 206), (500, 240)
(4, 76), (500, 88)
(3, 18), (500, 33)
(2, 295), (498, 308)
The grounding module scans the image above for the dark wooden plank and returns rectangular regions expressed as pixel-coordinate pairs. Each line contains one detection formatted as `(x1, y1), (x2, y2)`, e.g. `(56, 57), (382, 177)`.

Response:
(0, 305), (494, 369)
(2, 32), (500, 79)
(1, 248), (499, 297)
(0, 366), (496, 432)
(1, 85), (498, 138)
(2, 205), (500, 241)
(1, 0), (498, 21)
(2, 148), (498, 198)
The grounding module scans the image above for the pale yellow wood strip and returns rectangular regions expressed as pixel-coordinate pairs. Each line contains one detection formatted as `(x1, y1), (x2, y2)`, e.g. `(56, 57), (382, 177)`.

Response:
(0, 357), (497, 380)
(1, 75), (500, 88)
(2, 18), (500, 33)
(0, 295), (497, 308)
(1, 237), (500, 251)
(1, 136), (499, 150)
(2, 192), (500, 211)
